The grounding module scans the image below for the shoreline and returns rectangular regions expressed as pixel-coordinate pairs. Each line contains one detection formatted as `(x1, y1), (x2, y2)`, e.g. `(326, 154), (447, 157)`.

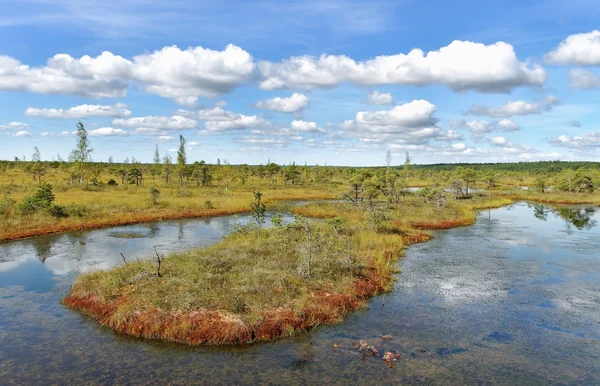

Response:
(0, 194), (337, 243)
(61, 198), (513, 346)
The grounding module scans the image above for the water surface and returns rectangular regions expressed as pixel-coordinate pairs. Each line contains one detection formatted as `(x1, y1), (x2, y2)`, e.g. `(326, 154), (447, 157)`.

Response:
(0, 202), (599, 384)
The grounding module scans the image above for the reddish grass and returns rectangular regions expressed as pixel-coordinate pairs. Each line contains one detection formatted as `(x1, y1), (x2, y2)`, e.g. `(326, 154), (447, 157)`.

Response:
(63, 264), (389, 345)
(409, 218), (475, 230)
(63, 230), (433, 346)
(61, 204), (476, 346)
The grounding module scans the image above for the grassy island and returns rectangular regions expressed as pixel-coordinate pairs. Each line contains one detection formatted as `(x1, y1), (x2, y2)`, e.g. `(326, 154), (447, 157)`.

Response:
(63, 194), (509, 345)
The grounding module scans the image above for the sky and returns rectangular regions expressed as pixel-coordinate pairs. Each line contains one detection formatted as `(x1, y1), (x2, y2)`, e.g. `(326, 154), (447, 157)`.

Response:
(1, 0), (600, 166)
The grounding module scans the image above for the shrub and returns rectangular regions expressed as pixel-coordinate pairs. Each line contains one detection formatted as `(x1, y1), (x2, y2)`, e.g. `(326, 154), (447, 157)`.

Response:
(271, 212), (284, 227)
(149, 185), (160, 205)
(19, 183), (55, 215)
(66, 204), (89, 217)
(0, 193), (16, 218)
(48, 204), (68, 218)
(204, 200), (214, 209)
(107, 179), (118, 186)
(250, 190), (266, 227)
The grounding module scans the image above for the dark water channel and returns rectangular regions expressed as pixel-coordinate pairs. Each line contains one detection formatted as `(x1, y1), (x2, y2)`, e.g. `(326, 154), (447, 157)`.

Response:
(0, 202), (599, 385)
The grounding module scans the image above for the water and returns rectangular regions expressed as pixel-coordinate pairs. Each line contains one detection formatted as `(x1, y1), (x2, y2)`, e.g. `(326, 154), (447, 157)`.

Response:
(1, 202), (599, 385)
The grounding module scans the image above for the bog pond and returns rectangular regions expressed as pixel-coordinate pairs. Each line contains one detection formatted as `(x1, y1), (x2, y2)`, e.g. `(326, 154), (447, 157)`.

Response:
(0, 202), (599, 384)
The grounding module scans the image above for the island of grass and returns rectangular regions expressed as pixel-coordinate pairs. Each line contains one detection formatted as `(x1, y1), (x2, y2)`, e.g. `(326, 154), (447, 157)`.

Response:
(64, 195), (509, 345)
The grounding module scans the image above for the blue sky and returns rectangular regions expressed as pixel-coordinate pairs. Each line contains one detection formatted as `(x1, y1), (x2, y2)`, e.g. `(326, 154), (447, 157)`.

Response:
(1, 0), (600, 166)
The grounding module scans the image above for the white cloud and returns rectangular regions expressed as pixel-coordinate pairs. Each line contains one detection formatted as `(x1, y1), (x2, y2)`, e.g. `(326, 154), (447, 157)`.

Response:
(569, 69), (600, 89)
(259, 40), (546, 93)
(0, 52), (130, 98)
(353, 99), (438, 132)
(177, 105), (271, 133)
(40, 131), (73, 137)
(338, 99), (461, 145)
(237, 137), (288, 146)
(0, 122), (29, 130)
(205, 115), (269, 131)
(156, 135), (175, 142)
(490, 136), (510, 146)
(450, 118), (520, 138)
(290, 120), (324, 133)
(0, 44), (254, 101)
(113, 115), (197, 130)
(14, 130), (31, 137)
(365, 91), (394, 105)
(465, 96), (560, 118)
(255, 93), (309, 113)
(132, 44), (254, 100)
(545, 30), (600, 66)
(550, 132), (600, 150)
(25, 103), (131, 118)
(496, 119), (520, 132)
(88, 127), (128, 136)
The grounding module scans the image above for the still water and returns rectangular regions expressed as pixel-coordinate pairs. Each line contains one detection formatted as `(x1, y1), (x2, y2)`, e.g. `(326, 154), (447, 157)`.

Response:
(0, 202), (599, 385)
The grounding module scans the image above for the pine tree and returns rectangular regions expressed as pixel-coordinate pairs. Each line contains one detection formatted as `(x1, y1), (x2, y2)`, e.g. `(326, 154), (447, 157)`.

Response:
(177, 135), (187, 186)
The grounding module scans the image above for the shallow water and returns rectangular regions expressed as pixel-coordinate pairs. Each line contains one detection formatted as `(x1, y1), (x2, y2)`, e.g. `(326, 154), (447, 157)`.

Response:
(1, 202), (599, 385)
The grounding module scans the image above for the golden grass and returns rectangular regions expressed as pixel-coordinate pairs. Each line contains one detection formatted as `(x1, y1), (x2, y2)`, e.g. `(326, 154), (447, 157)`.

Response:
(63, 221), (430, 345)
(505, 190), (600, 205)
(0, 179), (341, 242)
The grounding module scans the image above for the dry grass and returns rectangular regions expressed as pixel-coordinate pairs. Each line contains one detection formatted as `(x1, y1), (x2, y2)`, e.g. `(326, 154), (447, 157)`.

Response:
(505, 190), (600, 205)
(0, 171), (341, 242)
(63, 220), (429, 345)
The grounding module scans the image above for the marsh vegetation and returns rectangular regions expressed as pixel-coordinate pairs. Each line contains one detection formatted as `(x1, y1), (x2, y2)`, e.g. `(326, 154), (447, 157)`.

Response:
(2, 123), (600, 345)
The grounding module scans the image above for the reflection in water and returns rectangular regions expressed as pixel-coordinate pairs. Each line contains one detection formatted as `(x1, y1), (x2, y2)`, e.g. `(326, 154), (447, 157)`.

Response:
(33, 237), (54, 263)
(532, 204), (550, 221)
(529, 203), (598, 230)
(554, 207), (598, 230)
(0, 203), (599, 384)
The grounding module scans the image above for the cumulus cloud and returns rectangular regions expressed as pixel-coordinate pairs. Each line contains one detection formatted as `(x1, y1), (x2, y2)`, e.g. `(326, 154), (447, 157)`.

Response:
(450, 118), (520, 139)
(365, 91), (395, 105)
(465, 96), (560, 118)
(259, 40), (546, 93)
(355, 99), (438, 130)
(204, 115), (269, 131)
(0, 44), (254, 101)
(176, 105), (270, 133)
(488, 136), (535, 155)
(337, 99), (461, 145)
(25, 103), (131, 118)
(545, 30), (600, 66)
(0, 122), (29, 130)
(133, 44), (254, 100)
(290, 120), (324, 133)
(13, 130), (31, 137)
(569, 69), (600, 89)
(254, 93), (309, 113)
(0, 53), (129, 98)
(550, 132), (600, 150)
(113, 115), (197, 130)
(88, 127), (128, 136)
